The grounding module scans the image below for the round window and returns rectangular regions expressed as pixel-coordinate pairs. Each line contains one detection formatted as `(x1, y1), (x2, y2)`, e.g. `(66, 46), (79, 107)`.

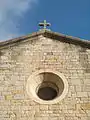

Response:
(26, 70), (68, 104)
(36, 82), (58, 100)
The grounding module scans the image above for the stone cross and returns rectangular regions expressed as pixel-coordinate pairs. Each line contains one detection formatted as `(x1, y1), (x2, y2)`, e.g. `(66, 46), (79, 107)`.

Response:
(39, 20), (51, 30)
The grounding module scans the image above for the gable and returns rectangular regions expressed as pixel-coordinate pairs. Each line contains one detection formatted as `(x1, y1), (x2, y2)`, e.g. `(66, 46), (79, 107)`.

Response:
(0, 30), (90, 119)
(0, 34), (90, 73)
(0, 30), (90, 50)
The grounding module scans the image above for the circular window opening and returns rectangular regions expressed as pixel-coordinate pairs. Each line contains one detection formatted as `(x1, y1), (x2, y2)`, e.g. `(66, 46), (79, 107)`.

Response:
(37, 87), (57, 100)
(37, 82), (58, 100)
(26, 70), (68, 104)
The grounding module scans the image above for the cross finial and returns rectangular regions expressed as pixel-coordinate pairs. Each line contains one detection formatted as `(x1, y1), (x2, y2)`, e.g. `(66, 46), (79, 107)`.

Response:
(39, 20), (51, 30)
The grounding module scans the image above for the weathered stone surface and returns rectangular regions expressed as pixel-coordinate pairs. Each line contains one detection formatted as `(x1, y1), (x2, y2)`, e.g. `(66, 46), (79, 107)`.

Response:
(0, 30), (90, 120)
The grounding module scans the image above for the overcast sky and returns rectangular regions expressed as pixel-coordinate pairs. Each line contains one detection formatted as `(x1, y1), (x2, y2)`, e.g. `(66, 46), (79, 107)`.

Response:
(0, 0), (90, 41)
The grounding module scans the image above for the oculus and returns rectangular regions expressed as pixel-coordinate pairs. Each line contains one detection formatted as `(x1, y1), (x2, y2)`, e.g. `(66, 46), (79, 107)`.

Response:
(26, 70), (68, 104)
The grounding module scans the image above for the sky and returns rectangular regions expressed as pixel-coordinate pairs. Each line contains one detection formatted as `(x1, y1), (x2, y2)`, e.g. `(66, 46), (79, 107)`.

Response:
(0, 0), (90, 41)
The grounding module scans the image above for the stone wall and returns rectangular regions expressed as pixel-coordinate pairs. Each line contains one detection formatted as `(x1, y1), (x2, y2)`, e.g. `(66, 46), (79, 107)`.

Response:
(0, 35), (90, 120)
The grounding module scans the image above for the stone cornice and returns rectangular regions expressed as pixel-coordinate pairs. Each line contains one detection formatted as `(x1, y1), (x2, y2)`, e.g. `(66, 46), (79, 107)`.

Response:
(0, 30), (90, 49)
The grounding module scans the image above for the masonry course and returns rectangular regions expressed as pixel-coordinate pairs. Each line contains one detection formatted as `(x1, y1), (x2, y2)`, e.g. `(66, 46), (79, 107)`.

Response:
(0, 30), (90, 120)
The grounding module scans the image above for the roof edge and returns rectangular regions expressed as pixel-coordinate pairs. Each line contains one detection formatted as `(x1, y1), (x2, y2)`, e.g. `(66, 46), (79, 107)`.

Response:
(43, 30), (90, 48)
(0, 30), (90, 49)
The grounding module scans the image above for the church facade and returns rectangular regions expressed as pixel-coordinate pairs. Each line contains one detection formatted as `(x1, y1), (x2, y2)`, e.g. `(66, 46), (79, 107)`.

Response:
(0, 29), (90, 120)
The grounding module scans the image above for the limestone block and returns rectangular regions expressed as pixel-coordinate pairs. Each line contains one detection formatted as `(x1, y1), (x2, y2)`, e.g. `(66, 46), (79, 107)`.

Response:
(13, 94), (24, 100)
(76, 92), (88, 97)
(39, 105), (48, 110)
(81, 103), (90, 110)
(5, 95), (13, 100)
(71, 79), (81, 85)
(86, 110), (90, 116)
(0, 95), (5, 100)
(82, 85), (90, 92)
(75, 85), (82, 92)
